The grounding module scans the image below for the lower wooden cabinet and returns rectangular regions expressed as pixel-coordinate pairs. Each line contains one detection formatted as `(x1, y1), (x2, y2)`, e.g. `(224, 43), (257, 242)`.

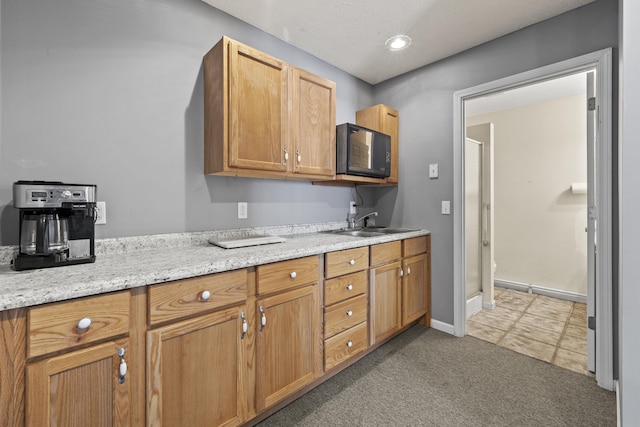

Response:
(370, 260), (402, 344)
(402, 253), (429, 325)
(255, 284), (321, 411)
(146, 306), (248, 427)
(26, 338), (131, 427)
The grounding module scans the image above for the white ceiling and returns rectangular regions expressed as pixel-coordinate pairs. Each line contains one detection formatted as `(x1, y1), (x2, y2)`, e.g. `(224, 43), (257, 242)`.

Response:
(201, 0), (595, 85)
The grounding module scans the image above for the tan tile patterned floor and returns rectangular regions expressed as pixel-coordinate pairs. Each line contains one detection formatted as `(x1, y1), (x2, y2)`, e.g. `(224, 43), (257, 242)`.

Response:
(467, 287), (592, 376)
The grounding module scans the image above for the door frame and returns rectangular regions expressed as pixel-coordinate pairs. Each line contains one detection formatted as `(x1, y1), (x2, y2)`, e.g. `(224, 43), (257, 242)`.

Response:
(452, 48), (614, 390)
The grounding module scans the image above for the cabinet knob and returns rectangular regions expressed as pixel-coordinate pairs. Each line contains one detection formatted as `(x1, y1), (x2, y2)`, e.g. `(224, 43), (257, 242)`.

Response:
(349, 259), (355, 266)
(346, 310), (353, 317)
(346, 341), (353, 348)
(407, 266), (411, 276)
(346, 284), (353, 291)
(290, 271), (297, 279)
(77, 317), (92, 331)
(296, 149), (302, 164)
(200, 290), (211, 301)
(283, 148), (289, 165)
(399, 267), (404, 277)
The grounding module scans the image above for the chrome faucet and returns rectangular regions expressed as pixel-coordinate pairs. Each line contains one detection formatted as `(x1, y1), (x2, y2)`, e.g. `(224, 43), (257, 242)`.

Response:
(349, 211), (378, 229)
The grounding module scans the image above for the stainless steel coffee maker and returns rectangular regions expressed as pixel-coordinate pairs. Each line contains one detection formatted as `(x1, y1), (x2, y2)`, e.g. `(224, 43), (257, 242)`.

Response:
(13, 181), (97, 271)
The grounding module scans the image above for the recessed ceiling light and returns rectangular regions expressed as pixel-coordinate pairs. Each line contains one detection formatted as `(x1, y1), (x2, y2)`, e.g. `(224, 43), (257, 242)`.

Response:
(385, 35), (412, 51)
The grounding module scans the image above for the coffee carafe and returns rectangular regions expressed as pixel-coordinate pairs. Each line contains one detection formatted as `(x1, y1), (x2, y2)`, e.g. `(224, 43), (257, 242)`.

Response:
(20, 213), (69, 255)
(13, 181), (97, 271)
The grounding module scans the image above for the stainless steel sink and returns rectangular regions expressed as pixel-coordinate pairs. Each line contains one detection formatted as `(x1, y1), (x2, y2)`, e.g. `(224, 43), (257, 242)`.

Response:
(322, 227), (418, 237)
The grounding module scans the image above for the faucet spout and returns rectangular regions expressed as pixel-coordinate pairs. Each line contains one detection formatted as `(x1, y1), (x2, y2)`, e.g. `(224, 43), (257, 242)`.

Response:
(349, 211), (378, 229)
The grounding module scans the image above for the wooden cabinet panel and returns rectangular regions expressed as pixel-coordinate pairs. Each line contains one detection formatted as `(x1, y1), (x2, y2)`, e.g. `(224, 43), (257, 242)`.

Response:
(147, 306), (247, 427)
(324, 294), (367, 338)
(257, 256), (318, 295)
(370, 261), (402, 344)
(370, 241), (402, 267)
(26, 338), (130, 427)
(148, 269), (247, 326)
(28, 291), (130, 358)
(403, 236), (428, 258)
(325, 247), (369, 278)
(291, 67), (336, 177)
(402, 254), (429, 325)
(256, 284), (320, 411)
(324, 270), (367, 306)
(324, 321), (367, 371)
(229, 40), (289, 172)
(356, 104), (399, 184)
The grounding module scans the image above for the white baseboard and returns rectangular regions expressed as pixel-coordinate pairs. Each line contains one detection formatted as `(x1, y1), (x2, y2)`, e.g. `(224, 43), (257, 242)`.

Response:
(494, 278), (587, 304)
(466, 294), (483, 319)
(430, 319), (455, 335)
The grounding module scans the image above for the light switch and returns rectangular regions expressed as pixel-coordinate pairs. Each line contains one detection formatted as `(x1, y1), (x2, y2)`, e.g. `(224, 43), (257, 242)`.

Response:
(442, 201), (450, 215)
(429, 164), (439, 179)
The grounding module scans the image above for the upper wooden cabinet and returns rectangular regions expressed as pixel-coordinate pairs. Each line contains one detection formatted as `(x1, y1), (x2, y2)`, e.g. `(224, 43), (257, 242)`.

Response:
(204, 36), (336, 180)
(356, 104), (399, 184)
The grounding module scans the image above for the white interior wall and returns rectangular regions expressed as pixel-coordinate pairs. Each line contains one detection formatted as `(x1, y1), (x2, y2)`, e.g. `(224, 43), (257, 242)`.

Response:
(467, 94), (587, 295)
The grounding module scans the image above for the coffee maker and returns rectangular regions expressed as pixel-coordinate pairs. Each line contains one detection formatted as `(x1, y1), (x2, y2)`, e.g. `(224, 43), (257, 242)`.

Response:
(13, 181), (97, 271)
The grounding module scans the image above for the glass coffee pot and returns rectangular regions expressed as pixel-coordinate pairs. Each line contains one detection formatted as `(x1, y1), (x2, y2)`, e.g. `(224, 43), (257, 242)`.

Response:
(20, 213), (69, 255)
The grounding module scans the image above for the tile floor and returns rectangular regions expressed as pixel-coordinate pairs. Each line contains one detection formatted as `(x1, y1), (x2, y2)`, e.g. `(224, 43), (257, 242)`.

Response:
(467, 287), (592, 376)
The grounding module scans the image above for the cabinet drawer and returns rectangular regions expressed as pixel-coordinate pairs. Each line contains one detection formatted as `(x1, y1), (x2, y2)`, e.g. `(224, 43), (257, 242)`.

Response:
(149, 269), (248, 326)
(404, 236), (428, 257)
(324, 271), (367, 306)
(257, 256), (319, 295)
(28, 290), (130, 358)
(324, 294), (367, 338)
(324, 321), (367, 371)
(325, 247), (369, 279)
(370, 241), (402, 266)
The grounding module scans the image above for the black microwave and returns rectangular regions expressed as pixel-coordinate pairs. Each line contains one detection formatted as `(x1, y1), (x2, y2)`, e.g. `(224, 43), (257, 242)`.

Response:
(336, 123), (391, 178)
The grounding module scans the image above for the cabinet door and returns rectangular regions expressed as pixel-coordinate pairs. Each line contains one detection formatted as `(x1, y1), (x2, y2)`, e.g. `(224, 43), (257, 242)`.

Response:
(256, 284), (320, 411)
(147, 306), (247, 427)
(356, 104), (399, 184)
(228, 40), (289, 172)
(291, 67), (336, 177)
(370, 261), (402, 344)
(402, 253), (429, 325)
(26, 338), (131, 427)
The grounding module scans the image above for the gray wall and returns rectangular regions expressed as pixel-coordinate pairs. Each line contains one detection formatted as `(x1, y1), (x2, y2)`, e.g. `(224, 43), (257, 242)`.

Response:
(619, 0), (640, 423)
(370, 0), (619, 324)
(0, 0), (375, 244)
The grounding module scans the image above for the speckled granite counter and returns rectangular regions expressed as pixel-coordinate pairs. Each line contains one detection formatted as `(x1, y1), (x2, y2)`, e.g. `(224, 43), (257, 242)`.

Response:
(0, 222), (429, 311)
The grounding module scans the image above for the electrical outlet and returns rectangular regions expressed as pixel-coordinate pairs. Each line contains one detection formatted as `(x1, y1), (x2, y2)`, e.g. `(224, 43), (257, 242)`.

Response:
(95, 201), (107, 225)
(441, 200), (450, 215)
(349, 201), (357, 215)
(238, 202), (248, 219)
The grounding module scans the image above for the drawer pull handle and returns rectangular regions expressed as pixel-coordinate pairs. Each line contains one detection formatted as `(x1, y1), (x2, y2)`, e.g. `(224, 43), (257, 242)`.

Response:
(349, 259), (355, 266)
(346, 310), (353, 317)
(240, 312), (247, 339)
(346, 284), (353, 291)
(118, 348), (127, 384)
(399, 267), (404, 278)
(259, 306), (266, 332)
(346, 341), (353, 348)
(77, 317), (92, 331)
(290, 271), (297, 279)
(200, 290), (211, 301)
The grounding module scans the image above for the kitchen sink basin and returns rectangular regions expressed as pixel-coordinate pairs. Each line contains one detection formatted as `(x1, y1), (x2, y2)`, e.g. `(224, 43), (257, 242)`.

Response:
(322, 227), (419, 237)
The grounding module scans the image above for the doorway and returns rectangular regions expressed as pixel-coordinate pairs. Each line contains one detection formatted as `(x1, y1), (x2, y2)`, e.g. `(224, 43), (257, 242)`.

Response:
(452, 49), (614, 390)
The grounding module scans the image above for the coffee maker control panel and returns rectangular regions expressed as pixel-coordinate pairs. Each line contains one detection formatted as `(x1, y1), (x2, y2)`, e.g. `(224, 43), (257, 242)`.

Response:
(13, 181), (97, 208)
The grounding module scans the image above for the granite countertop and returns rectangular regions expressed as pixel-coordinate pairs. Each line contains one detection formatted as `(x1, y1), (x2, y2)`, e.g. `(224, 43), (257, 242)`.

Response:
(0, 222), (430, 312)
